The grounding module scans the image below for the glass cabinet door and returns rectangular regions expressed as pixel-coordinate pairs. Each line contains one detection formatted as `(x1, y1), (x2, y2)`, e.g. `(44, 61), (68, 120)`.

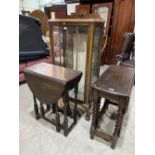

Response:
(51, 25), (88, 101)
(49, 16), (104, 105)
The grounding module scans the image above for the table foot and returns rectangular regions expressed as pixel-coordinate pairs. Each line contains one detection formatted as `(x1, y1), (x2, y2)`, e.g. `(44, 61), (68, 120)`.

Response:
(111, 136), (118, 149)
(90, 127), (95, 139)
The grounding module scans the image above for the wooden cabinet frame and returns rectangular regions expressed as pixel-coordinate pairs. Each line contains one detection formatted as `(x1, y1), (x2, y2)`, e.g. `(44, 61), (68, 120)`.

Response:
(48, 16), (104, 114)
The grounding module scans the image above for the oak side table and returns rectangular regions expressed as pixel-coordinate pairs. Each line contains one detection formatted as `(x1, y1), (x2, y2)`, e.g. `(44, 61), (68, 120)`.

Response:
(90, 65), (134, 148)
(24, 62), (82, 136)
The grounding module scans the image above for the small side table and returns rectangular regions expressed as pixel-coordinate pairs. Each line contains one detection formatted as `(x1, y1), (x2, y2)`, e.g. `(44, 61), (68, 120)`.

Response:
(24, 62), (82, 136)
(90, 65), (134, 148)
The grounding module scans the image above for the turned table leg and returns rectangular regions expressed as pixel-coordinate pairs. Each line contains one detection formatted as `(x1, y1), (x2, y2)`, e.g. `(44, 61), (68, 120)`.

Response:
(99, 99), (109, 119)
(111, 102), (124, 149)
(90, 90), (98, 139)
(45, 104), (50, 113)
(52, 104), (56, 113)
(55, 102), (60, 132)
(40, 102), (45, 118)
(96, 97), (101, 128)
(63, 92), (69, 136)
(74, 84), (78, 124)
(33, 95), (39, 119)
(66, 92), (72, 117)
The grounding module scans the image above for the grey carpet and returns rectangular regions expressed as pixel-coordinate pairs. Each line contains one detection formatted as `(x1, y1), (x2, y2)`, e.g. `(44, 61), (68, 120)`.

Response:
(19, 66), (135, 155)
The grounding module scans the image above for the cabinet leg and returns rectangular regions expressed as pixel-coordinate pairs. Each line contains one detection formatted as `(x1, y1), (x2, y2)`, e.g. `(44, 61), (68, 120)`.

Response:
(85, 102), (93, 121)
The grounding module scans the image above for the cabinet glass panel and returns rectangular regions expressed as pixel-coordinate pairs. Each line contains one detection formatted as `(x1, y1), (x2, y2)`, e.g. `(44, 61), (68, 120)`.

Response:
(52, 25), (88, 100)
(91, 26), (102, 83)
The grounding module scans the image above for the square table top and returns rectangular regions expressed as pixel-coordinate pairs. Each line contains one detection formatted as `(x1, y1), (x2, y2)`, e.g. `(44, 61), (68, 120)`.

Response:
(92, 65), (135, 97)
(24, 62), (82, 85)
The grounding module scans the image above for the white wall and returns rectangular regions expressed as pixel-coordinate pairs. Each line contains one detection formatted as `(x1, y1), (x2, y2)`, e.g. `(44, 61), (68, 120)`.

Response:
(19, 0), (39, 12)
(67, 3), (79, 15)
(19, 0), (65, 13)
(39, 0), (64, 6)
(19, 0), (79, 15)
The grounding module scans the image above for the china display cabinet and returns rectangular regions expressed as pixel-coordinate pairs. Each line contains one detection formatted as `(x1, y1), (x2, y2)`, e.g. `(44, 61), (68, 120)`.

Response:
(48, 15), (104, 112)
